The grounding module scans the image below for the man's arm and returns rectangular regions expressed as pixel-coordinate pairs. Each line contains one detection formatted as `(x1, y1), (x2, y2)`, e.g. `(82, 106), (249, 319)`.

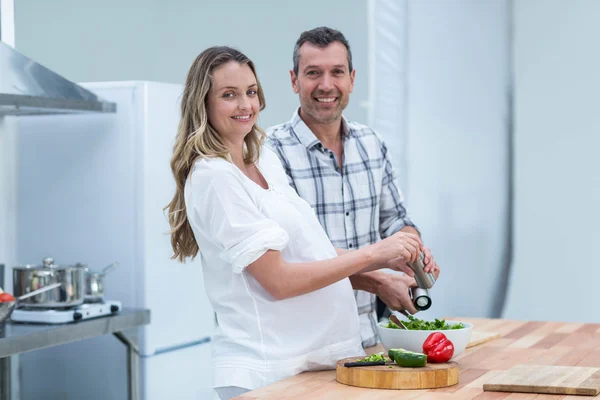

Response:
(378, 140), (419, 239)
(400, 225), (420, 237)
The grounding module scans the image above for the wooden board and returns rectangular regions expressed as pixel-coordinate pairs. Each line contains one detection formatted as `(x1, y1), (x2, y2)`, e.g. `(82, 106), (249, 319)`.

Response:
(467, 331), (501, 348)
(483, 364), (600, 396)
(335, 357), (459, 390)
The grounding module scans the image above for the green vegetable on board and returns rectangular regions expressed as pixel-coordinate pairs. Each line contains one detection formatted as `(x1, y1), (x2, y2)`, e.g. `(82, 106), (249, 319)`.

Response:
(357, 353), (387, 363)
(388, 348), (428, 368)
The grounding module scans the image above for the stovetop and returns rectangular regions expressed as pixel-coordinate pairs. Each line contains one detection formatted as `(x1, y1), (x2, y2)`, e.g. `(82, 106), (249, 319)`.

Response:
(11, 300), (122, 324)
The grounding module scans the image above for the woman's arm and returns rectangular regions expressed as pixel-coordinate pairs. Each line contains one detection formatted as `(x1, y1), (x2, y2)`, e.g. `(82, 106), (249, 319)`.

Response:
(335, 247), (410, 274)
(247, 230), (422, 300)
(336, 246), (439, 276)
(189, 167), (422, 300)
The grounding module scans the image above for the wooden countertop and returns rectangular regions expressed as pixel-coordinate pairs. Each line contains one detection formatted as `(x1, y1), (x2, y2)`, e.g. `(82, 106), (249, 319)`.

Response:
(237, 317), (600, 399)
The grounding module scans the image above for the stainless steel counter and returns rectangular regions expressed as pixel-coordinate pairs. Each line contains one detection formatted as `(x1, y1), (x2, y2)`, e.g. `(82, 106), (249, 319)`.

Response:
(0, 308), (150, 400)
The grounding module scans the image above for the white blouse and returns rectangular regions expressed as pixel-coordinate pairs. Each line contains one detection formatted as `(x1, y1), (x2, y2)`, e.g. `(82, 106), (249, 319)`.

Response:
(184, 146), (364, 390)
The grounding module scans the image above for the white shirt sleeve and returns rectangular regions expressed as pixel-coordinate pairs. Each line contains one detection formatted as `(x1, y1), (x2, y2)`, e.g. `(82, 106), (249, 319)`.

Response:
(187, 165), (289, 274)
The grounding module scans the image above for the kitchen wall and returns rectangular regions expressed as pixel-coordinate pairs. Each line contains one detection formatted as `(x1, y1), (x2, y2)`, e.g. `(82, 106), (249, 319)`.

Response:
(14, 0), (368, 128)
(371, 0), (511, 320)
(502, 0), (600, 321)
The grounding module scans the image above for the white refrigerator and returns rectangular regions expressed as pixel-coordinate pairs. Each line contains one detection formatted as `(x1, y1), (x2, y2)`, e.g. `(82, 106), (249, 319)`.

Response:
(14, 81), (217, 400)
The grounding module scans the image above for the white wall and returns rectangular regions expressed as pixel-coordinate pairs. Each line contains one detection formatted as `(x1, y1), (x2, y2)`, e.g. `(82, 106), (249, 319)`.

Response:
(372, 0), (511, 319)
(14, 0), (369, 128)
(503, 0), (600, 322)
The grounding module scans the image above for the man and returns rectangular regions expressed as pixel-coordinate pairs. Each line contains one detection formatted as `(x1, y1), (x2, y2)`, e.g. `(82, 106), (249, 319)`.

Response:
(266, 27), (439, 349)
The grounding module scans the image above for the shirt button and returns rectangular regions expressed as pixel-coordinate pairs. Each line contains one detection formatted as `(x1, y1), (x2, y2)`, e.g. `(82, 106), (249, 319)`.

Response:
(329, 154), (334, 159)
(349, 244), (353, 248)
(345, 212), (350, 216)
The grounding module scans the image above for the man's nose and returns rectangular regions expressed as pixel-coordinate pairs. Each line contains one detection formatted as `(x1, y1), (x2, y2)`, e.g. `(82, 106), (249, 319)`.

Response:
(318, 75), (333, 92)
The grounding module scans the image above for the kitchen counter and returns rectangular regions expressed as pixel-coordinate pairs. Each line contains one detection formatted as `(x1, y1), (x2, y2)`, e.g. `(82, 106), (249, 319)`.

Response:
(238, 317), (600, 399)
(0, 308), (149, 357)
(0, 308), (150, 400)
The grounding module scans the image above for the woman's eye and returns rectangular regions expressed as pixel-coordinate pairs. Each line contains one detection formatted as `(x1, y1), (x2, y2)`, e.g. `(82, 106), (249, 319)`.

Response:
(248, 89), (257, 96)
(223, 92), (234, 98)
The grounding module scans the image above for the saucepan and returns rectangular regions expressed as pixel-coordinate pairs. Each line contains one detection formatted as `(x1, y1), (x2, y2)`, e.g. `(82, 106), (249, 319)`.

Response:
(78, 262), (119, 303)
(12, 257), (86, 308)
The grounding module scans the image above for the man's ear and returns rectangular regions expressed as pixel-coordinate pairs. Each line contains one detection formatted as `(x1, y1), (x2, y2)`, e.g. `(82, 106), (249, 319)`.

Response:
(349, 69), (356, 94)
(290, 70), (300, 94)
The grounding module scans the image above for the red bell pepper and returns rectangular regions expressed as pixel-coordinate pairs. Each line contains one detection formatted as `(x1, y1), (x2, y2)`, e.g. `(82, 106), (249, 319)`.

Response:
(422, 332), (454, 363)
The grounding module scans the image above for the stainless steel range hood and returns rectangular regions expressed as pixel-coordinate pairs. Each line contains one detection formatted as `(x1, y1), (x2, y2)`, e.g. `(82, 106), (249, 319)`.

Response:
(0, 41), (116, 116)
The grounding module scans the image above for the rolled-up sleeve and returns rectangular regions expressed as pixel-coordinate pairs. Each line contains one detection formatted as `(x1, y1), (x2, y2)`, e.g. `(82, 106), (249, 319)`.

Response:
(379, 141), (419, 238)
(188, 168), (289, 273)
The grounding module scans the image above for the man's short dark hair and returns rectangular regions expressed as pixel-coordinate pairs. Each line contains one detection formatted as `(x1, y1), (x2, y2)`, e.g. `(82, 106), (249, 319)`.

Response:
(293, 27), (353, 76)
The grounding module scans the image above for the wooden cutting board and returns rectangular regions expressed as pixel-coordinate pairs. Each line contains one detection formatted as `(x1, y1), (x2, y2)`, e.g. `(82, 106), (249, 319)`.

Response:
(483, 364), (600, 396)
(467, 331), (501, 348)
(336, 357), (459, 390)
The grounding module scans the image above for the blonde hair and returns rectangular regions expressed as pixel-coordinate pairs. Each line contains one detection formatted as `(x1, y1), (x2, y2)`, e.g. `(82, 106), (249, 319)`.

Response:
(166, 46), (267, 262)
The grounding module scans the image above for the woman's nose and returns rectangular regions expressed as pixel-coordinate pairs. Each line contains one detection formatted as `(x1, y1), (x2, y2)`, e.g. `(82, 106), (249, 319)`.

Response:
(238, 95), (251, 110)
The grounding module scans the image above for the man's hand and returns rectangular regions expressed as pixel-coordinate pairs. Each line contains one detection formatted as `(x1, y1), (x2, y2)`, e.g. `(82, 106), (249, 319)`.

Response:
(349, 270), (417, 314)
(375, 273), (419, 315)
(422, 247), (440, 277)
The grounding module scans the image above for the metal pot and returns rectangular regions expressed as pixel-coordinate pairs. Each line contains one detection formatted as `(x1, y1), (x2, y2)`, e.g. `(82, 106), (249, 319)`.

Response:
(12, 257), (85, 308)
(81, 262), (118, 303)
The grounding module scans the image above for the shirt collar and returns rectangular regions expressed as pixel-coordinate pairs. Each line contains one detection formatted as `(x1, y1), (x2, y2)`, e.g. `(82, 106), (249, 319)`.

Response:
(290, 108), (350, 152)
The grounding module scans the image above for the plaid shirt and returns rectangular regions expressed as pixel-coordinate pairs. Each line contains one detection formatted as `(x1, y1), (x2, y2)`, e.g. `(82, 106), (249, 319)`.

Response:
(266, 109), (417, 348)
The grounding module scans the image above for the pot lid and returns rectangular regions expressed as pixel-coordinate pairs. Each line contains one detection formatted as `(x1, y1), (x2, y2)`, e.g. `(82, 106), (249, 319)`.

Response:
(12, 257), (84, 271)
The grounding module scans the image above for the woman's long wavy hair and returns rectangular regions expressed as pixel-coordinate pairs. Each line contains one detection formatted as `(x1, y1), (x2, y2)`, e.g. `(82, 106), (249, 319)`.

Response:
(166, 46), (267, 262)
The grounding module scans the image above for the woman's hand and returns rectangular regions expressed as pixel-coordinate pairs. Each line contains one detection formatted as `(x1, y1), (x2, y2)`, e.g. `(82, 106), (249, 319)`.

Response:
(372, 231), (423, 265)
(386, 246), (440, 279)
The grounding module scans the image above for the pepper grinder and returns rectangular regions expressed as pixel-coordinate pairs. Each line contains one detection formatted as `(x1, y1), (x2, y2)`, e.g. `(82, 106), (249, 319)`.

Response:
(407, 252), (435, 311)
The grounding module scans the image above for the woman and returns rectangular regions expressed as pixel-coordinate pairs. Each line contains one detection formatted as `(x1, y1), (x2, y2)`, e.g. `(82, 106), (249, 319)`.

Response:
(166, 46), (438, 400)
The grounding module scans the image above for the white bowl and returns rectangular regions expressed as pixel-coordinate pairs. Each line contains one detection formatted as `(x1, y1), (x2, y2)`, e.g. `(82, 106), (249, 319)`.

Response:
(376, 320), (473, 360)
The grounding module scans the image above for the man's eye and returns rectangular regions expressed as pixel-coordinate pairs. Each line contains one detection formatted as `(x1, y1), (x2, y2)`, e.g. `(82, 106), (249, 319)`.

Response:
(307, 71), (318, 76)
(334, 69), (345, 75)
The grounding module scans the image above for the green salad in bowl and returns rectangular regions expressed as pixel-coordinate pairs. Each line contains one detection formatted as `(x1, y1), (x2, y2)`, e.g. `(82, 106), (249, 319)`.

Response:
(376, 315), (472, 359)
(385, 315), (465, 330)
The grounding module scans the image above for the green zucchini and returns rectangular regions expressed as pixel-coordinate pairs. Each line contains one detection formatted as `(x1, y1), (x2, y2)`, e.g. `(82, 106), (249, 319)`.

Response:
(388, 348), (427, 368)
